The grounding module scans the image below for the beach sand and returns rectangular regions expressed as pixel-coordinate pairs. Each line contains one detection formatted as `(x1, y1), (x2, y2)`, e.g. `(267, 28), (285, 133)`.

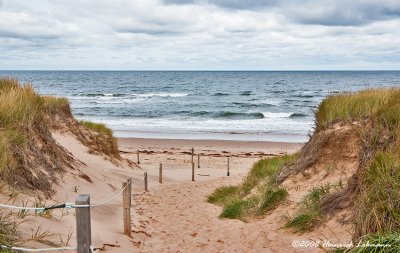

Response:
(11, 133), (350, 253)
(117, 138), (327, 252)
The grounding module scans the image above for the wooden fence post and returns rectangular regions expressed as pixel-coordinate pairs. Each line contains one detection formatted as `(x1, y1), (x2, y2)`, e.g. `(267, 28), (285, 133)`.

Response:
(191, 148), (194, 163)
(159, 163), (163, 184)
(76, 194), (92, 253)
(137, 150), (140, 164)
(144, 172), (148, 192)
(227, 157), (230, 176)
(122, 179), (132, 237)
(198, 154), (200, 168)
(192, 161), (195, 181)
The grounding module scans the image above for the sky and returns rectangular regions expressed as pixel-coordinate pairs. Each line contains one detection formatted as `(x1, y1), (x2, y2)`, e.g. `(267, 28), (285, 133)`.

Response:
(0, 0), (400, 70)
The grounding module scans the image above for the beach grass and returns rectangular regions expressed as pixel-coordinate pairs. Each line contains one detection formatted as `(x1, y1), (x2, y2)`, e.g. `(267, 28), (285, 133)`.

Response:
(79, 120), (114, 137)
(209, 154), (294, 220)
(0, 212), (18, 251)
(315, 88), (400, 238)
(332, 233), (400, 252)
(207, 186), (238, 206)
(316, 88), (400, 132)
(0, 79), (68, 174)
(285, 184), (332, 232)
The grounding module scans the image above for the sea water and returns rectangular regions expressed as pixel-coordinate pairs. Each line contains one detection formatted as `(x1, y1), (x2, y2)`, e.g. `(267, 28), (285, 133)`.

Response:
(1, 71), (400, 142)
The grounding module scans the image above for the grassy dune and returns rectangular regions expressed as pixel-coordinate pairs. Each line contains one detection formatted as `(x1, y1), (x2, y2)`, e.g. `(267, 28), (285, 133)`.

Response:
(0, 78), (123, 248)
(0, 78), (120, 190)
(210, 88), (400, 252)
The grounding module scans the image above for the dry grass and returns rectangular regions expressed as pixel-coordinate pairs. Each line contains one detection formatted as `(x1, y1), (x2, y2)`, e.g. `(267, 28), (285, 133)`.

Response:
(0, 78), (74, 195)
(303, 88), (400, 241)
(78, 120), (120, 159)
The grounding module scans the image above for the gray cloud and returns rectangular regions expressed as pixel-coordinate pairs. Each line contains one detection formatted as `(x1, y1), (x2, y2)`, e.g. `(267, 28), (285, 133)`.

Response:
(0, 0), (399, 70)
(290, 0), (400, 26)
(163, 0), (277, 10)
(163, 0), (400, 26)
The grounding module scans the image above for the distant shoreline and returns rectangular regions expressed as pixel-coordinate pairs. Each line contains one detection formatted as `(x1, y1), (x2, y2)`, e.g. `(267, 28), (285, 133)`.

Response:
(118, 137), (303, 156)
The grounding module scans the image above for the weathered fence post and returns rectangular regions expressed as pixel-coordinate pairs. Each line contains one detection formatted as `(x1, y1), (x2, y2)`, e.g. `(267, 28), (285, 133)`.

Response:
(76, 194), (92, 253)
(159, 163), (163, 184)
(122, 179), (132, 237)
(144, 172), (148, 192)
(198, 154), (200, 168)
(191, 148), (195, 181)
(227, 157), (230, 176)
(192, 161), (195, 182)
(137, 150), (140, 164)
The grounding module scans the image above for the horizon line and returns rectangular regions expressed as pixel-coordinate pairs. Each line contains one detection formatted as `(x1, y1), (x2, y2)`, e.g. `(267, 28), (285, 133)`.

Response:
(1, 69), (400, 72)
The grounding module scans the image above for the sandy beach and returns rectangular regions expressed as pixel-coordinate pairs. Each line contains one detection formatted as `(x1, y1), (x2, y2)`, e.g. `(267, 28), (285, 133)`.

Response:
(119, 137), (302, 184)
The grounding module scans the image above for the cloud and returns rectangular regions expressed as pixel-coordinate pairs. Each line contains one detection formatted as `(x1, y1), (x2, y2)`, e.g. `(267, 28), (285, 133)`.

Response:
(289, 0), (400, 26)
(163, 0), (400, 26)
(163, 0), (277, 10)
(0, 0), (399, 70)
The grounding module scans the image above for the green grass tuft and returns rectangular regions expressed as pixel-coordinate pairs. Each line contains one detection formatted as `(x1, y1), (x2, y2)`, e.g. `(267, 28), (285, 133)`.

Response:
(209, 154), (294, 220)
(285, 184), (332, 232)
(257, 187), (288, 214)
(241, 154), (295, 196)
(356, 151), (400, 236)
(79, 120), (113, 137)
(333, 233), (400, 253)
(207, 186), (238, 205)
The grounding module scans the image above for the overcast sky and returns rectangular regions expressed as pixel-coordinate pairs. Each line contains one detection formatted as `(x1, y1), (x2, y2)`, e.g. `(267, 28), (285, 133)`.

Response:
(1, 0), (400, 70)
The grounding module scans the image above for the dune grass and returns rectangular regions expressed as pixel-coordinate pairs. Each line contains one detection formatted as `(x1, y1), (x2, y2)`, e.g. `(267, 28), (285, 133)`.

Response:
(314, 88), (400, 238)
(209, 155), (295, 220)
(78, 120), (113, 137)
(0, 212), (18, 251)
(285, 184), (333, 232)
(78, 120), (120, 158)
(0, 79), (68, 173)
(332, 233), (400, 253)
(315, 89), (400, 130)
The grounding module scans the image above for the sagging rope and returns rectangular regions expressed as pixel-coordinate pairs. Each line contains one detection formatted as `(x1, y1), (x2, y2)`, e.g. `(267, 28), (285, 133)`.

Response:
(0, 245), (77, 252)
(0, 184), (127, 211)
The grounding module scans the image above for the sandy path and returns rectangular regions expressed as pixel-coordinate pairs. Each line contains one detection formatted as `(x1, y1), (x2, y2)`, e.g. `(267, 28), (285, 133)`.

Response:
(132, 175), (321, 253)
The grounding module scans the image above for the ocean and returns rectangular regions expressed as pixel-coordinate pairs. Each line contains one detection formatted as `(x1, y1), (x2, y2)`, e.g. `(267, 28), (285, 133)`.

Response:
(1, 71), (400, 142)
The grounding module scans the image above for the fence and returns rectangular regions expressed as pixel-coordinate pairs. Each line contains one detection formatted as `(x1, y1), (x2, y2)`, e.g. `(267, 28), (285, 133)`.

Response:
(0, 179), (133, 253)
(0, 148), (232, 252)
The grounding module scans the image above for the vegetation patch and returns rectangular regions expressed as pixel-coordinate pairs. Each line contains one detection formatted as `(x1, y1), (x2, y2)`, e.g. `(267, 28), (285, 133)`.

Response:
(285, 184), (333, 232)
(332, 233), (400, 253)
(0, 78), (74, 195)
(78, 120), (120, 159)
(312, 88), (400, 239)
(208, 155), (295, 221)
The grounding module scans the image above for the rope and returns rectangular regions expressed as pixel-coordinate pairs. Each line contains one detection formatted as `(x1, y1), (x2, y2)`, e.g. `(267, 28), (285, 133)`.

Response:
(0, 184), (128, 210)
(71, 184), (127, 208)
(0, 245), (76, 252)
(0, 203), (46, 211)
